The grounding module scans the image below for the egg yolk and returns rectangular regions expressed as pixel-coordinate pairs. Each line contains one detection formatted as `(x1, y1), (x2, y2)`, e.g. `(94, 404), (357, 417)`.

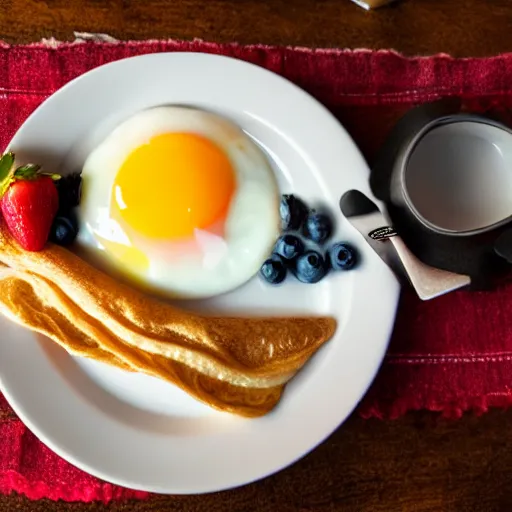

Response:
(113, 132), (236, 239)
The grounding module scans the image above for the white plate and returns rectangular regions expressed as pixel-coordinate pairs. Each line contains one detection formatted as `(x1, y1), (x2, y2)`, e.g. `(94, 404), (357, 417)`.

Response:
(0, 53), (399, 494)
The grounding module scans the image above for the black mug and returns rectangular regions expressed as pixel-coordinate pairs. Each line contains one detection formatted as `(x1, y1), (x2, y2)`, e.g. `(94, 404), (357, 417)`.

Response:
(371, 99), (512, 288)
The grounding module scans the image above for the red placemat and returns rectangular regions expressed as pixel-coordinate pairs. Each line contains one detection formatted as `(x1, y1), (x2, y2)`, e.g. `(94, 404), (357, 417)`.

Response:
(2, 39), (512, 502)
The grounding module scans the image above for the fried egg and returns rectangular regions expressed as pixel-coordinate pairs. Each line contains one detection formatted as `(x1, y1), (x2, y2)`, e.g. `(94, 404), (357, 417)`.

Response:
(76, 106), (280, 299)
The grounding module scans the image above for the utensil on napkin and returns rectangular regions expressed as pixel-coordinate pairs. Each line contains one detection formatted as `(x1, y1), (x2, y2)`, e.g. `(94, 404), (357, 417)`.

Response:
(340, 190), (471, 300)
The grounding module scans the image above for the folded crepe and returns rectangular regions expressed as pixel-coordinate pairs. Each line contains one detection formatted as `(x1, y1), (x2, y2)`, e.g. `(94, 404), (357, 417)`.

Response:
(0, 221), (336, 417)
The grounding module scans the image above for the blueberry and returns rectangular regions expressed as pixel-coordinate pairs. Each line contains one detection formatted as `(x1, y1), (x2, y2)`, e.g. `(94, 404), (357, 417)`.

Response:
(303, 212), (333, 245)
(49, 215), (78, 246)
(327, 242), (357, 271)
(260, 254), (287, 284)
(274, 234), (305, 260)
(280, 194), (308, 230)
(293, 251), (327, 283)
(56, 172), (82, 214)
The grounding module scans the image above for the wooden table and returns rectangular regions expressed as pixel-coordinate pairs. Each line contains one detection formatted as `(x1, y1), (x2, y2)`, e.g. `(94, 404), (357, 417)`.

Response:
(2, 1), (512, 511)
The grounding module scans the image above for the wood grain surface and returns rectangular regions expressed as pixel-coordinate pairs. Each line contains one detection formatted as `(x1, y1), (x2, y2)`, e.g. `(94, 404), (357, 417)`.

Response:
(2, 0), (512, 511)
(2, 410), (512, 512)
(0, 0), (511, 56)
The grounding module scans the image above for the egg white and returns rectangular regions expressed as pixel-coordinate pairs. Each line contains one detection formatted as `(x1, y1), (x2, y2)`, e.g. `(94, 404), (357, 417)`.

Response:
(76, 106), (280, 299)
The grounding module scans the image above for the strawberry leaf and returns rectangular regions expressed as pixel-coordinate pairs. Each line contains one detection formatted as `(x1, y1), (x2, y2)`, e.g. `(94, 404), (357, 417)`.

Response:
(0, 152), (15, 199)
(14, 164), (41, 179)
(0, 154), (61, 200)
(0, 153), (15, 183)
(43, 173), (61, 181)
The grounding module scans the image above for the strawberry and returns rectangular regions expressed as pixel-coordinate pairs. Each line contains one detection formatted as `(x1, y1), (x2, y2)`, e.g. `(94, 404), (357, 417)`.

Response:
(0, 152), (60, 251)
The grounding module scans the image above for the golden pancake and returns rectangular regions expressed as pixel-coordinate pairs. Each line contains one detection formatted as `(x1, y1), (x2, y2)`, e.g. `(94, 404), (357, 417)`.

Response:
(0, 221), (336, 417)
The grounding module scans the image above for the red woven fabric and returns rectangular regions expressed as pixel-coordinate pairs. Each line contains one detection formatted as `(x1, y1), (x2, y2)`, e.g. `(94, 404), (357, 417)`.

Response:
(2, 39), (512, 502)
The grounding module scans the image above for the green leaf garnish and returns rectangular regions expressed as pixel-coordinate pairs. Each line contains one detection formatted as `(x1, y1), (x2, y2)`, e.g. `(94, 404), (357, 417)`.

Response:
(0, 152), (15, 198)
(14, 164), (41, 179)
(0, 153), (61, 198)
(44, 173), (61, 181)
(0, 153), (14, 182)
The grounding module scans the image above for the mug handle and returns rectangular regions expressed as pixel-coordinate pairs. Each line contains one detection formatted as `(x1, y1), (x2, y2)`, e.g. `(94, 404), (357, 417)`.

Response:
(494, 228), (512, 263)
